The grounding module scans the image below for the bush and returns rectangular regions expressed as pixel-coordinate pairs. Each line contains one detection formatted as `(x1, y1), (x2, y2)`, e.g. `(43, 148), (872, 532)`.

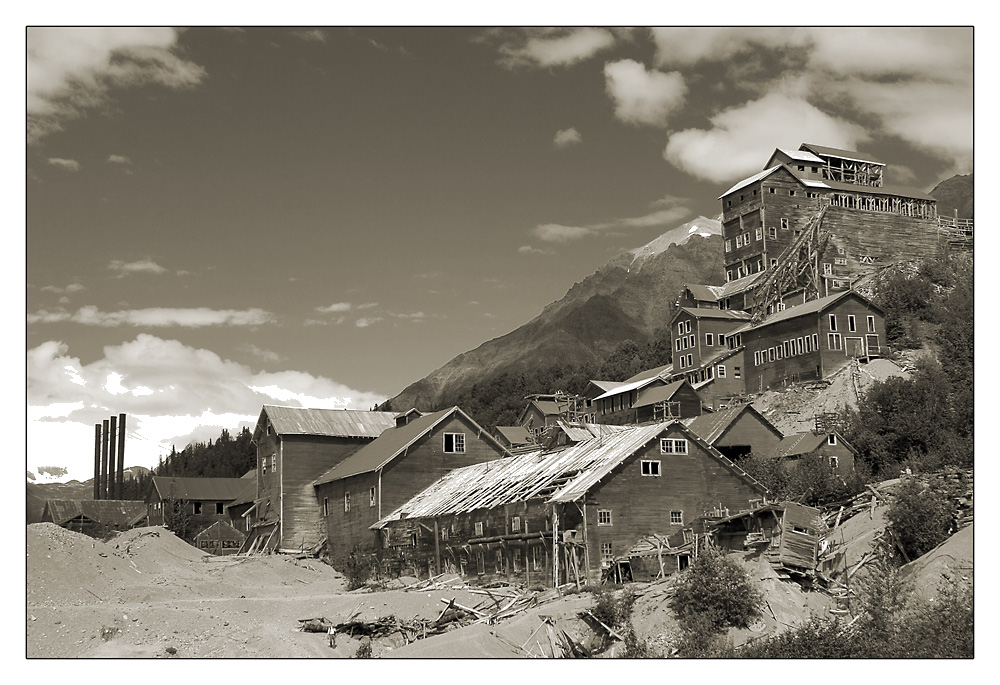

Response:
(671, 548), (762, 639)
(343, 551), (379, 591)
(589, 585), (637, 630)
(886, 478), (954, 560)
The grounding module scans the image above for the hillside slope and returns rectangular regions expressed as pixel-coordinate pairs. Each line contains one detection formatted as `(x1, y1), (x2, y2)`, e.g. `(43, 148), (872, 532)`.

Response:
(386, 218), (723, 410)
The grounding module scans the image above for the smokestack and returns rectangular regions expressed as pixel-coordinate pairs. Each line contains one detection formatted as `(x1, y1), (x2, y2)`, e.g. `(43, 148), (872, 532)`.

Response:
(93, 424), (102, 500)
(108, 416), (117, 499)
(101, 419), (110, 500)
(117, 414), (126, 498)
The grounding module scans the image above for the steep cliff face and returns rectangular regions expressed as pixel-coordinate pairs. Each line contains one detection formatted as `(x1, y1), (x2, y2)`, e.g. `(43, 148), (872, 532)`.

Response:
(386, 218), (724, 411)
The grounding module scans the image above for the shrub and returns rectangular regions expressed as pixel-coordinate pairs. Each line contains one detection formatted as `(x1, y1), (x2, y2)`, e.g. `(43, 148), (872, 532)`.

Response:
(886, 478), (954, 560)
(671, 548), (762, 637)
(343, 551), (379, 591)
(589, 585), (636, 630)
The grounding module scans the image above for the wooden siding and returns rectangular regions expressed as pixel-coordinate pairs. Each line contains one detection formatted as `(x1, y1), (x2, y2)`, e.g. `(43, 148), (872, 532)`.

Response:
(783, 441), (857, 474)
(318, 414), (507, 569)
(714, 407), (783, 457)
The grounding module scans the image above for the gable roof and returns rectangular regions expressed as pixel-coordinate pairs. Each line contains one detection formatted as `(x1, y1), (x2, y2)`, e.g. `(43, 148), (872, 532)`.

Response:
(150, 476), (248, 502)
(372, 421), (767, 528)
(256, 405), (397, 441)
(493, 425), (533, 445)
(770, 431), (856, 458)
(771, 147), (825, 164)
(42, 499), (146, 528)
(624, 363), (674, 384)
(587, 379), (627, 394)
(632, 380), (689, 409)
(719, 164), (784, 199)
(592, 373), (667, 402)
(799, 143), (883, 166)
(752, 290), (883, 329)
(313, 407), (508, 486)
(682, 404), (782, 445)
(673, 307), (752, 324)
(683, 283), (722, 303)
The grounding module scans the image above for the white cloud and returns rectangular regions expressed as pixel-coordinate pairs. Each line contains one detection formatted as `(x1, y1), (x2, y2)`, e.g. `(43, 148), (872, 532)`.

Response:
(603, 60), (687, 127)
(663, 91), (869, 183)
(315, 302), (353, 313)
(554, 128), (582, 148)
(108, 258), (168, 276)
(292, 29), (327, 43)
(28, 27), (205, 143)
(494, 28), (616, 68)
(47, 158), (80, 171)
(28, 305), (276, 328)
(531, 223), (597, 243)
(355, 316), (383, 328)
(531, 195), (693, 243)
(41, 282), (85, 295)
(650, 27), (809, 68)
(238, 343), (285, 363)
(27, 336), (386, 481)
(518, 245), (554, 255)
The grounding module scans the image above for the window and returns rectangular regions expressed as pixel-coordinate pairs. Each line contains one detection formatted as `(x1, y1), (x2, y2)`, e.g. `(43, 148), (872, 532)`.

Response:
(769, 187), (776, 194)
(686, 354), (693, 367)
(532, 545), (543, 571)
(768, 227), (777, 239)
(835, 257), (847, 266)
(827, 434), (838, 446)
(848, 315), (856, 332)
(706, 332), (714, 347)
(829, 456), (839, 469)
(735, 235), (743, 248)
(867, 316), (876, 333)
(725, 239), (731, 252)
(828, 333), (842, 350)
(598, 510), (612, 526)
(768, 348), (775, 363)
(675, 338), (681, 352)
(370, 487), (377, 507)
(681, 336), (688, 350)
(443, 432), (466, 453)
(757, 260), (763, 272)
(797, 165), (804, 172)
(754, 351), (761, 366)
(511, 516), (521, 532)
(270, 454), (276, 470)
(718, 365), (726, 378)
(477, 551), (485, 575)
(661, 438), (688, 454)
(344, 492), (351, 512)
(734, 366), (741, 379)
(743, 232), (750, 245)
(495, 550), (504, 573)
(323, 498), (329, 517)
(640, 460), (661, 476)
(688, 334), (696, 348)
(782, 342), (790, 358)
(677, 355), (685, 369)
(685, 321), (692, 334)
(823, 263), (832, 275)
(797, 337), (804, 355)
(755, 228), (762, 241)
(813, 334), (819, 350)
(812, 166), (819, 173)
(670, 511), (683, 525)
(829, 314), (838, 331)
(193, 502), (202, 515)
(727, 270), (733, 281)
(776, 345), (783, 360)
(737, 266), (745, 278)
(216, 502), (224, 515)
(474, 521), (484, 536)
(780, 218), (789, 229)
(601, 543), (614, 567)
(789, 189), (796, 196)
(512, 548), (521, 572)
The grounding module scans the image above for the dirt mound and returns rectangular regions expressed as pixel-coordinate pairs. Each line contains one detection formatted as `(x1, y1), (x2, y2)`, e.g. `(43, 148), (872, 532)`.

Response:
(108, 526), (206, 574)
(898, 523), (973, 603)
(27, 523), (140, 606)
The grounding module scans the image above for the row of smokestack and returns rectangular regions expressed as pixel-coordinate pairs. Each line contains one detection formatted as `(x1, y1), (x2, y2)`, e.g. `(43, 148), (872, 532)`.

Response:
(94, 414), (127, 500)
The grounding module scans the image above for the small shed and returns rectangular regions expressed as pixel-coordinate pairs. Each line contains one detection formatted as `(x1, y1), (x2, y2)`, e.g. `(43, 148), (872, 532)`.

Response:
(711, 501), (825, 576)
(194, 520), (246, 555)
(41, 499), (147, 537)
(769, 430), (856, 473)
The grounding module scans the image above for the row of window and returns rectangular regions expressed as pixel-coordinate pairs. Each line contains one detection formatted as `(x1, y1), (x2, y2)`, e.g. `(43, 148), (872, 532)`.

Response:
(261, 453), (276, 475)
(597, 508), (683, 527)
(686, 364), (739, 386)
(325, 487), (378, 516)
(753, 334), (820, 366)
(829, 314), (876, 334)
(726, 183), (823, 209)
(150, 501), (225, 515)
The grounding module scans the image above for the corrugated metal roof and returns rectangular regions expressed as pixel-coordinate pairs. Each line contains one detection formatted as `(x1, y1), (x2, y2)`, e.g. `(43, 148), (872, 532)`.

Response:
(150, 476), (248, 501)
(42, 499), (147, 527)
(718, 271), (763, 297)
(588, 380), (626, 394)
(799, 143), (884, 166)
(258, 405), (397, 440)
(624, 363), (673, 384)
(592, 375), (665, 402)
(314, 407), (507, 485)
(633, 380), (687, 409)
(373, 422), (767, 527)
(555, 421), (632, 443)
(719, 165), (783, 199)
(677, 307), (752, 321)
(775, 147), (825, 164)
(494, 425), (532, 445)
(684, 283), (721, 302)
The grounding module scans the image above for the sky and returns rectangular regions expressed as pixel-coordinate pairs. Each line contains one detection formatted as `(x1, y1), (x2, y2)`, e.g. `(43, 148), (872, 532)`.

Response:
(24, 22), (975, 482)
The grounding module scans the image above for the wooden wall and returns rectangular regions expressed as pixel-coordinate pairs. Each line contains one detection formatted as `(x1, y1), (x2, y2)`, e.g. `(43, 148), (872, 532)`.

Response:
(714, 408), (783, 457)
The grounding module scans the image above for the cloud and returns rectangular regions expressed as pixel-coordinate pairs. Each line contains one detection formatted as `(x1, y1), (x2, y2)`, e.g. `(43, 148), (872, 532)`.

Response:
(531, 223), (597, 243)
(40, 282), (86, 295)
(292, 29), (327, 43)
(355, 316), (383, 328)
(390, 312), (426, 321)
(47, 158), (80, 171)
(553, 128), (582, 148)
(28, 305), (276, 328)
(650, 27), (810, 68)
(27, 336), (386, 480)
(315, 302), (353, 313)
(108, 258), (168, 276)
(238, 343), (285, 363)
(107, 154), (132, 165)
(663, 91), (870, 183)
(518, 245), (554, 255)
(531, 195), (694, 243)
(27, 27), (205, 143)
(603, 60), (687, 127)
(491, 28), (616, 68)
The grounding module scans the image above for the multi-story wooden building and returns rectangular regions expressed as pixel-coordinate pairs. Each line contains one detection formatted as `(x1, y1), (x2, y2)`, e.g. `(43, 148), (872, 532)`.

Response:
(681, 403), (785, 462)
(146, 476), (249, 541)
(731, 290), (887, 393)
(718, 143), (937, 285)
(248, 405), (398, 553)
(312, 406), (509, 569)
(664, 307), (751, 409)
(372, 421), (768, 585)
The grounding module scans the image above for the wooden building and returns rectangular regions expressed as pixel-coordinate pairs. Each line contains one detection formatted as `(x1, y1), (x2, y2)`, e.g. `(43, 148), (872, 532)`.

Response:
(769, 430), (857, 473)
(194, 520), (246, 555)
(146, 476), (248, 541)
(372, 421), (768, 586)
(681, 403), (784, 462)
(248, 405), (398, 554)
(735, 290), (887, 392)
(492, 426), (534, 450)
(517, 393), (590, 436)
(41, 499), (146, 537)
(224, 470), (258, 535)
(666, 307), (752, 409)
(589, 366), (705, 424)
(711, 502), (826, 577)
(719, 143), (938, 285)
(313, 406), (510, 569)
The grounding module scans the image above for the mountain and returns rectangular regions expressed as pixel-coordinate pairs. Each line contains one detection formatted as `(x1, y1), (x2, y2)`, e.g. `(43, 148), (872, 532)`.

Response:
(929, 174), (973, 219)
(386, 217), (724, 411)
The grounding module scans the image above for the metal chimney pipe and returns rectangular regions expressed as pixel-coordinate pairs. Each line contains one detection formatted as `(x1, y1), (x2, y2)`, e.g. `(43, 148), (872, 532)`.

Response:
(101, 419), (110, 500)
(108, 416), (117, 499)
(117, 414), (126, 498)
(93, 424), (102, 500)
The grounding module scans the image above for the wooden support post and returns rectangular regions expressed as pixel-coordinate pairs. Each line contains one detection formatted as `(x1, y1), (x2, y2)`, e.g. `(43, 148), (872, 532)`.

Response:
(552, 508), (559, 588)
(434, 519), (441, 576)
